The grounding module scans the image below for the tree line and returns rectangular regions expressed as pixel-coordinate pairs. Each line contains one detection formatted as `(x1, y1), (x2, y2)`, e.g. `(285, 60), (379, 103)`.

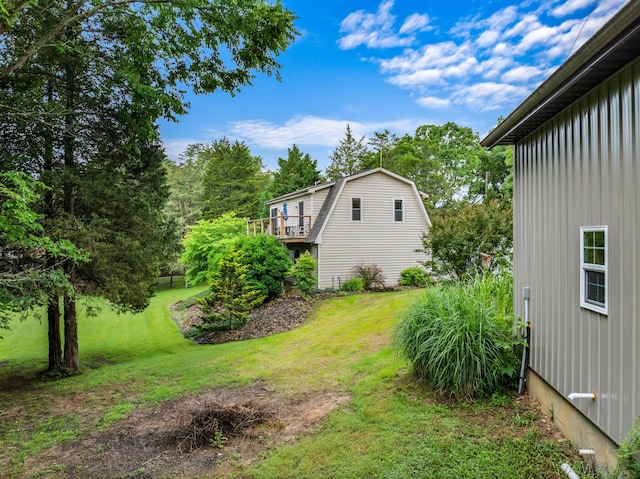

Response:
(0, 0), (512, 377)
(164, 123), (513, 283)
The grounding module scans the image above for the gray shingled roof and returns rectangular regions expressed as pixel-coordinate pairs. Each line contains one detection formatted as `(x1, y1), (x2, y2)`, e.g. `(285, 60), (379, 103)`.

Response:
(306, 177), (344, 244)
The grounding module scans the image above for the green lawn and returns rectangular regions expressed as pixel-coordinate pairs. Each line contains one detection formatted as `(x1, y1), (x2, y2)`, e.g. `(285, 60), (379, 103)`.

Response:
(0, 286), (589, 478)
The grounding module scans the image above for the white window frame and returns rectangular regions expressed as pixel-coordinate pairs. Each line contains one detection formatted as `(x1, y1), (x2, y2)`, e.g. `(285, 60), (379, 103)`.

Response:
(580, 226), (608, 315)
(351, 197), (362, 222)
(393, 198), (404, 222)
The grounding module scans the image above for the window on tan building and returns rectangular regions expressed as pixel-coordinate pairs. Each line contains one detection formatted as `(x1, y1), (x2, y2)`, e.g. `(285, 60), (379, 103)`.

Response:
(580, 226), (607, 315)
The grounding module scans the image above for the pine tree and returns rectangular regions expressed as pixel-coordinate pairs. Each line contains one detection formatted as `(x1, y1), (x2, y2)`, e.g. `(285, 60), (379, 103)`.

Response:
(325, 125), (369, 179)
(269, 144), (323, 198)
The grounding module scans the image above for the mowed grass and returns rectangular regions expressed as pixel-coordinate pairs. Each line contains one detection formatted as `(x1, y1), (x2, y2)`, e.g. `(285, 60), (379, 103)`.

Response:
(0, 286), (585, 478)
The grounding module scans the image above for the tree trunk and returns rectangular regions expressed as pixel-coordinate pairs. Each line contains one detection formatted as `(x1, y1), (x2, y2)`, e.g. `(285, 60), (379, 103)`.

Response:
(44, 78), (64, 373)
(47, 295), (63, 372)
(63, 283), (79, 372)
(61, 39), (80, 373)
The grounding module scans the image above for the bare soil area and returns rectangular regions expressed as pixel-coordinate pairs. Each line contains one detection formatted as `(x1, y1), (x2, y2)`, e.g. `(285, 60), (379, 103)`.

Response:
(27, 382), (350, 478)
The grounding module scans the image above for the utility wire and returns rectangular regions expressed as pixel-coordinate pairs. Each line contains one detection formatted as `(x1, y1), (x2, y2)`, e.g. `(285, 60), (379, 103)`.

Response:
(567, 0), (599, 59)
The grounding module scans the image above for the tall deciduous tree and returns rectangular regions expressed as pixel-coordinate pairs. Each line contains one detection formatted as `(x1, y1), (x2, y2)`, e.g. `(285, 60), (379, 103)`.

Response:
(412, 122), (483, 210)
(0, 0), (297, 374)
(325, 124), (368, 180)
(199, 139), (268, 220)
(268, 144), (323, 198)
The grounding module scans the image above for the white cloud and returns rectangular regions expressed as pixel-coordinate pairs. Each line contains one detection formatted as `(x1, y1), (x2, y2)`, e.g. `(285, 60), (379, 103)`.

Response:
(229, 116), (351, 149)
(379, 41), (472, 73)
(478, 56), (513, 80)
(399, 13), (432, 34)
(387, 69), (445, 88)
(477, 30), (500, 48)
(338, 0), (431, 49)
(551, 0), (596, 18)
(225, 115), (427, 151)
(453, 82), (531, 111)
(502, 65), (544, 83)
(417, 96), (451, 109)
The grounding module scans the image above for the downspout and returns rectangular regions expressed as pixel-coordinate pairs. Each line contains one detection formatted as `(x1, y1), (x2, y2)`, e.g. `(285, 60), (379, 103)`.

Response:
(518, 287), (531, 396)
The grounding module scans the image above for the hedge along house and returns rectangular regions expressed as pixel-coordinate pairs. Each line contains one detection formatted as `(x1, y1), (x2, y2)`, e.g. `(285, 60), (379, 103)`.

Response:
(247, 168), (431, 289)
(482, 2), (640, 471)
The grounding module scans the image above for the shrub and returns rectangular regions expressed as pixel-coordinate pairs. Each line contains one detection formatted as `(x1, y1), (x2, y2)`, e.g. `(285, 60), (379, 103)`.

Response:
(394, 272), (520, 400)
(399, 266), (432, 287)
(352, 262), (385, 290)
(229, 235), (292, 300)
(610, 416), (640, 478)
(288, 252), (318, 296)
(341, 278), (365, 292)
(197, 247), (266, 333)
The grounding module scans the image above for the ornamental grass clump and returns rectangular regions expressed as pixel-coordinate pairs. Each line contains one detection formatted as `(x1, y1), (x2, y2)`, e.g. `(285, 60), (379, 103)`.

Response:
(395, 273), (520, 400)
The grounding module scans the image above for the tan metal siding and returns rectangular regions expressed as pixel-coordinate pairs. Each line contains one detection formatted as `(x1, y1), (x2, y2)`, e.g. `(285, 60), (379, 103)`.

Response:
(317, 173), (429, 288)
(514, 58), (640, 443)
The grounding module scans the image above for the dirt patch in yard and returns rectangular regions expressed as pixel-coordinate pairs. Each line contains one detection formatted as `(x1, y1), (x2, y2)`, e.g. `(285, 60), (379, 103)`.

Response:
(25, 383), (350, 479)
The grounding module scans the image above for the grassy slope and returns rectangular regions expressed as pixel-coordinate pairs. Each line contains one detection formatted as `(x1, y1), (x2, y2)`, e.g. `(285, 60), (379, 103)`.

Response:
(0, 287), (585, 479)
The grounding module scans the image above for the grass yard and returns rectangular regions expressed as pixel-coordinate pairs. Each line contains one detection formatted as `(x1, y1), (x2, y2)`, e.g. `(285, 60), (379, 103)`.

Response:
(0, 286), (590, 478)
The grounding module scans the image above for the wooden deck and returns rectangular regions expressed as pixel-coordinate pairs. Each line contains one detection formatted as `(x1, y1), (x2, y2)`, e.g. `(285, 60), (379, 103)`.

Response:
(246, 215), (312, 243)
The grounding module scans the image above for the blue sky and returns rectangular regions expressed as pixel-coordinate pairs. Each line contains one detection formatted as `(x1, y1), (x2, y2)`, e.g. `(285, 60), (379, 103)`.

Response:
(158, 0), (629, 171)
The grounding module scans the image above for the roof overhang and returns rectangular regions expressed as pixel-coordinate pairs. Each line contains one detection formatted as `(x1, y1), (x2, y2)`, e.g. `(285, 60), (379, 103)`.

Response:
(481, 1), (640, 148)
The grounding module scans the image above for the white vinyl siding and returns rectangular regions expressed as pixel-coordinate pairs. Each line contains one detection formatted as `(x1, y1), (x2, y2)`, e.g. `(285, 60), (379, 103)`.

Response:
(317, 172), (429, 288)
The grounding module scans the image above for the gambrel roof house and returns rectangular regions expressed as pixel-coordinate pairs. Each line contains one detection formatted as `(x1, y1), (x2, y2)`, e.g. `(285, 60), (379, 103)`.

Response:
(482, 1), (640, 472)
(247, 168), (431, 289)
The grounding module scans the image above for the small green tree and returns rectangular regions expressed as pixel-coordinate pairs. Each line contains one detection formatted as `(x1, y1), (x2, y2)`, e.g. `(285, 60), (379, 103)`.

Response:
(288, 252), (317, 296)
(199, 248), (265, 331)
(180, 213), (246, 286)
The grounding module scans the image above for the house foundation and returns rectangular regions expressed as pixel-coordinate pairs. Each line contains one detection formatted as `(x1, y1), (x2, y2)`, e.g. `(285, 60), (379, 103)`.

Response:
(527, 370), (618, 473)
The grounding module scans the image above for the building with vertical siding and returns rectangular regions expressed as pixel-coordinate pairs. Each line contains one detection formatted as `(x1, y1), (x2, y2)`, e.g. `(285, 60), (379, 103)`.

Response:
(247, 168), (431, 289)
(482, 2), (640, 471)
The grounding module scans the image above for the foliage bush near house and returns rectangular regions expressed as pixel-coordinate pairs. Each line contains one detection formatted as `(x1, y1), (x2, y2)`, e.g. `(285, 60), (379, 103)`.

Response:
(395, 272), (520, 400)
(399, 266), (433, 287)
(180, 213), (246, 286)
(421, 199), (513, 280)
(352, 262), (385, 290)
(288, 252), (318, 296)
(340, 278), (365, 293)
(229, 234), (292, 300)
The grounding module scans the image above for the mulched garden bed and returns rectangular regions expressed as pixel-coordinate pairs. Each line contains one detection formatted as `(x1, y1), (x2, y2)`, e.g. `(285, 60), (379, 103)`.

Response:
(172, 294), (322, 345)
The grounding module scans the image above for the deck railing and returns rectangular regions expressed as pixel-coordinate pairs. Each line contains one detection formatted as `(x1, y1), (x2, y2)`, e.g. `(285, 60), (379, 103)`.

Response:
(246, 215), (312, 241)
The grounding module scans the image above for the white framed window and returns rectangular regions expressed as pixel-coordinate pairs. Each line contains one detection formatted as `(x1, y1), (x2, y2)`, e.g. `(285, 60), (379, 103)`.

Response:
(580, 226), (608, 315)
(394, 198), (404, 222)
(351, 197), (362, 221)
